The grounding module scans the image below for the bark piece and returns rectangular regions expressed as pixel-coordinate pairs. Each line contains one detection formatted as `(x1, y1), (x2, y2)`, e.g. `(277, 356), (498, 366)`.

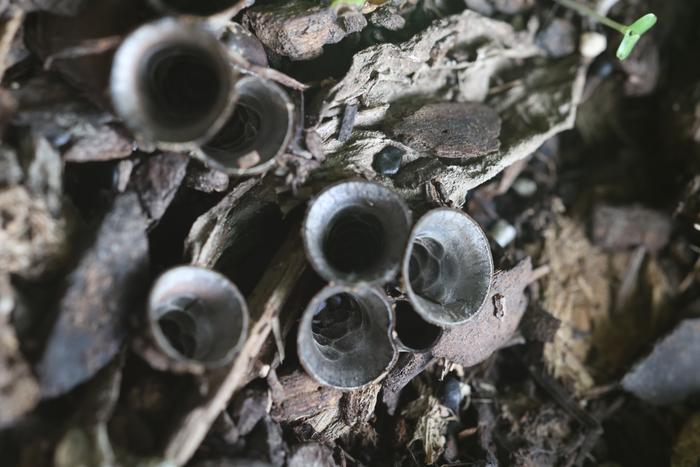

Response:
(185, 178), (280, 268)
(185, 164), (230, 194)
(34, 193), (149, 398)
(0, 5), (24, 81)
(369, 6), (405, 31)
(432, 258), (532, 367)
(133, 152), (189, 222)
(340, 383), (381, 426)
(622, 318), (700, 405)
(247, 416), (286, 467)
(389, 102), (501, 159)
(270, 371), (343, 423)
(62, 125), (132, 162)
(592, 204), (672, 253)
(9, 76), (120, 153)
(230, 388), (271, 439)
(316, 10), (585, 205)
(382, 352), (434, 414)
(541, 214), (677, 396)
(246, 2), (365, 61)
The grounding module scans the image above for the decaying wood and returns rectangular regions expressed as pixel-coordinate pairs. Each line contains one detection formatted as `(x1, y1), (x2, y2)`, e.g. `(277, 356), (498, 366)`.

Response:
(2, 0), (691, 465)
(383, 258), (534, 409)
(312, 10), (587, 205)
(270, 370), (343, 423)
(388, 102), (501, 159)
(245, 2), (366, 61)
(433, 258), (532, 365)
(383, 352), (434, 414)
(270, 368), (382, 442)
(186, 178), (278, 268)
(165, 230), (307, 466)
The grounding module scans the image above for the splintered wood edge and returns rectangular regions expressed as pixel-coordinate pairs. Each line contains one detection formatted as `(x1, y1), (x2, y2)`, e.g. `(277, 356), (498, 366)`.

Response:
(164, 231), (307, 466)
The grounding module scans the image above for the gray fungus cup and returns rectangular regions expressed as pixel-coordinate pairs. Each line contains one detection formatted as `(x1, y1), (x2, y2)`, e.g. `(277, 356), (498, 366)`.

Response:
(110, 18), (236, 149)
(297, 284), (397, 389)
(402, 208), (494, 327)
(148, 266), (249, 368)
(303, 180), (412, 286)
(197, 75), (294, 176)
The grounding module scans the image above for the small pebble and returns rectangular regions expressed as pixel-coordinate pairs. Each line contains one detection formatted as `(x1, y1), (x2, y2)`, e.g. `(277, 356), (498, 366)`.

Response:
(512, 178), (537, 197)
(491, 219), (517, 248)
(372, 146), (404, 176)
(580, 32), (607, 59)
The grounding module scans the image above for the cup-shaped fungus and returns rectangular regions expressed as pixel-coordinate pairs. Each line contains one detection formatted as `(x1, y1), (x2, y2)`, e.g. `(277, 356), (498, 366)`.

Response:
(197, 75), (294, 175)
(111, 18), (236, 148)
(298, 285), (397, 389)
(402, 208), (493, 327)
(148, 266), (248, 367)
(303, 181), (412, 286)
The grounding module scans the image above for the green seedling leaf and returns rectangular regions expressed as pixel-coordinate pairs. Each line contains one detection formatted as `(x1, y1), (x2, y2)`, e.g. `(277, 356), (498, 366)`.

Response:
(616, 30), (641, 60)
(616, 13), (657, 60)
(628, 13), (658, 35)
(331, 0), (365, 10)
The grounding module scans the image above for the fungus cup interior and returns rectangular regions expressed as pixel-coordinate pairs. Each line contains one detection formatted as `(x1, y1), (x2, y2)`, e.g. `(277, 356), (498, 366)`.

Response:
(202, 77), (292, 174)
(148, 267), (248, 366)
(111, 20), (234, 145)
(142, 44), (225, 130)
(298, 287), (396, 389)
(303, 182), (412, 285)
(404, 209), (493, 326)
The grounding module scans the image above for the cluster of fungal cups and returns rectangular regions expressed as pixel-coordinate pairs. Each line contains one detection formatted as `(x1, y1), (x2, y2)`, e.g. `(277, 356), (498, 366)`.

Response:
(298, 181), (494, 389)
(145, 181), (494, 390)
(110, 9), (294, 175)
(126, 2), (493, 390)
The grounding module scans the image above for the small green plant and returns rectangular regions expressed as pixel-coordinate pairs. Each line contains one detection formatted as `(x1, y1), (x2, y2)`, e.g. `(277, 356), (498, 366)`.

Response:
(330, 0), (366, 11)
(554, 0), (657, 60)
